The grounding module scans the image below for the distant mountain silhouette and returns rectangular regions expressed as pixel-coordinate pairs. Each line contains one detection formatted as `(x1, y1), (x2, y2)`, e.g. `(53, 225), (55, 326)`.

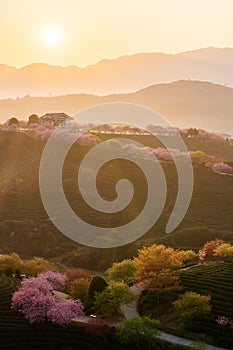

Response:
(0, 80), (233, 135)
(0, 47), (233, 98)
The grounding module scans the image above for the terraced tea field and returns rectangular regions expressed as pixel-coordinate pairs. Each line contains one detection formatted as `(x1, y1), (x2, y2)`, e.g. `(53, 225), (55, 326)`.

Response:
(0, 130), (232, 269)
(181, 262), (233, 348)
(181, 262), (233, 317)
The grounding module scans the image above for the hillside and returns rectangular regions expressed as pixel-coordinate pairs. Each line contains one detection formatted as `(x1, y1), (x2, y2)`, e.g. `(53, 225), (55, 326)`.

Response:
(0, 131), (232, 270)
(1, 80), (233, 135)
(0, 47), (233, 98)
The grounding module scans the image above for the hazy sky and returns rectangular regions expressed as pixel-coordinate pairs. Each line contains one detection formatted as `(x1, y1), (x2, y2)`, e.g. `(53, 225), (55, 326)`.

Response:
(0, 0), (232, 67)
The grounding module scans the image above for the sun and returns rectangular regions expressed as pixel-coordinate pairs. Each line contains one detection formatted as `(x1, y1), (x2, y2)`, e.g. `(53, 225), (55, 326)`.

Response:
(43, 26), (63, 46)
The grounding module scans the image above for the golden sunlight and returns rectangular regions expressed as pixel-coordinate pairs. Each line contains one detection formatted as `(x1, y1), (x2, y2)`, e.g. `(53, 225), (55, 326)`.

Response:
(42, 26), (63, 46)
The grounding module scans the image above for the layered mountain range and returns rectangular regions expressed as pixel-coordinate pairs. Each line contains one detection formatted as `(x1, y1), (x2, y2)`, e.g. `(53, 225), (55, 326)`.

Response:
(0, 47), (233, 98)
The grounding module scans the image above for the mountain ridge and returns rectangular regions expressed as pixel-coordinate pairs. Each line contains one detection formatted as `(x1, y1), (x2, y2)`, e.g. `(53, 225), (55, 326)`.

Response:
(0, 47), (233, 98)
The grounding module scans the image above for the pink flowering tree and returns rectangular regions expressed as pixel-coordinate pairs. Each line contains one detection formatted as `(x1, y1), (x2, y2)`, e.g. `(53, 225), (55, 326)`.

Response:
(198, 239), (225, 261)
(38, 271), (67, 291)
(12, 276), (56, 323)
(47, 299), (84, 325)
(12, 271), (83, 325)
(212, 162), (232, 174)
(216, 315), (229, 326)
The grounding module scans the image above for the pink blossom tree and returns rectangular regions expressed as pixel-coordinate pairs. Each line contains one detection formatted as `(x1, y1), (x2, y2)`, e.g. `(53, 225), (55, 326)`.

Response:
(212, 162), (232, 174)
(12, 277), (56, 323)
(12, 271), (83, 325)
(216, 315), (229, 326)
(47, 299), (84, 325)
(38, 271), (67, 291)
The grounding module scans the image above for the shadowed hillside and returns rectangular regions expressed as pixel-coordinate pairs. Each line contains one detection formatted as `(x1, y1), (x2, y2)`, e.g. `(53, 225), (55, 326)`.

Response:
(0, 131), (232, 270)
(1, 81), (233, 135)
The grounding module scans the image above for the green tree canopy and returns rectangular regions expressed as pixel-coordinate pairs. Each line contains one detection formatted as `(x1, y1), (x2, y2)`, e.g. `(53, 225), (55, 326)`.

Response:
(94, 281), (135, 316)
(116, 316), (160, 350)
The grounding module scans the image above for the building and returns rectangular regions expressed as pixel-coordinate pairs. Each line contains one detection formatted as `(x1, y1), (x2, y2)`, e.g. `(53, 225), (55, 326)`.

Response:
(40, 113), (73, 127)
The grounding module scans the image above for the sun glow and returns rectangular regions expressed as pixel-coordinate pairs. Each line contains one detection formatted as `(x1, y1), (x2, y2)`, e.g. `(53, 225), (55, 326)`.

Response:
(43, 26), (63, 46)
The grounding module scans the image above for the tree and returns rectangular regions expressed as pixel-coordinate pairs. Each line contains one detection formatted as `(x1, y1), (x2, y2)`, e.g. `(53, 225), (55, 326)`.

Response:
(213, 243), (233, 259)
(12, 272), (83, 324)
(106, 259), (138, 285)
(65, 268), (91, 283)
(87, 275), (108, 307)
(191, 150), (206, 165)
(116, 316), (160, 350)
(94, 281), (135, 316)
(28, 114), (39, 125)
(23, 257), (55, 276)
(68, 278), (90, 302)
(198, 239), (225, 261)
(134, 245), (185, 300)
(183, 250), (197, 262)
(187, 128), (199, 138)
(47, 299), (84, 325)
(8, 117), (19, 126)
(0, 252), (24, 275)
(38, 271), (67, 291)
(173, 291), (211, 322)
(212, 162), (232, 174)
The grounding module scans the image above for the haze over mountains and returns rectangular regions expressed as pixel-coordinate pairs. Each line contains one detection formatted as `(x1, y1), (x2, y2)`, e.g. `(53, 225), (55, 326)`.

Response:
(0, 47), (233, 98)
(0, 80), (233, 135)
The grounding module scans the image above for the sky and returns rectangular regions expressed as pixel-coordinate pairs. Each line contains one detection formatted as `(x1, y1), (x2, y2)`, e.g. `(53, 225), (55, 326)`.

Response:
(0, 0), (232, 67)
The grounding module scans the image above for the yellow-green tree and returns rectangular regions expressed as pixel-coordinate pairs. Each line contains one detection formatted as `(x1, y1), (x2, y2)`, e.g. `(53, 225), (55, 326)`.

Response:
(23, 257), (55, 276)
(94, 281), (135, 316)
(0, 252), (24, 275)
(106, 259), (138, 285)
(116, 316), (160, 350)
(213, 243), (233, 259)
(173, 291), (211, 322)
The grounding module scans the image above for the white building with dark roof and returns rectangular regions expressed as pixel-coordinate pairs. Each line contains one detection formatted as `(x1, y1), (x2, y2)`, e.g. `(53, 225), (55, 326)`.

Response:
(40, 113), (73, 127)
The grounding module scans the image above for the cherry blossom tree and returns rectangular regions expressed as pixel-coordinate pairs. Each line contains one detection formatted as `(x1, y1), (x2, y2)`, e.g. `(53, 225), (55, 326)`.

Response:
(47, 299), (84, 325)
(212, 162), (232, 174)
(216, 315), (229, 326)
(38, 271), (67, 291)
(12, 271), (83, 325)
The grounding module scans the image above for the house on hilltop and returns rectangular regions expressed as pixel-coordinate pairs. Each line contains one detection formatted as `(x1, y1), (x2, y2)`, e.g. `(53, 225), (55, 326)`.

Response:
(40, 113), (73, 127)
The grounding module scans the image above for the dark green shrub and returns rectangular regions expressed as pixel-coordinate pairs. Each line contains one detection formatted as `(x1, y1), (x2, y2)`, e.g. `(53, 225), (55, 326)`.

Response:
(86, 276), (108, 309)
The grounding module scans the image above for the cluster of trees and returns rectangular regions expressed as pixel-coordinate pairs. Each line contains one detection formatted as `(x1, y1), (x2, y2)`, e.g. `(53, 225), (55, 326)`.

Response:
(0, 253), (55, 277)
(198, 239), (233, 261)
(91, 124), (226, 141)
(4, 239), (233, 345)
(121, 142), (232, 174)
(3, 115), (99, 146)
(147, 125), (226, 140)
(3, 114), (39, 129)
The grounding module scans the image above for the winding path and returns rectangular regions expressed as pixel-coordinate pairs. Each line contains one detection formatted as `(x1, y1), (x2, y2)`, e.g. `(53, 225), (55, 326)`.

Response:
(121, 285), (229, 350)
